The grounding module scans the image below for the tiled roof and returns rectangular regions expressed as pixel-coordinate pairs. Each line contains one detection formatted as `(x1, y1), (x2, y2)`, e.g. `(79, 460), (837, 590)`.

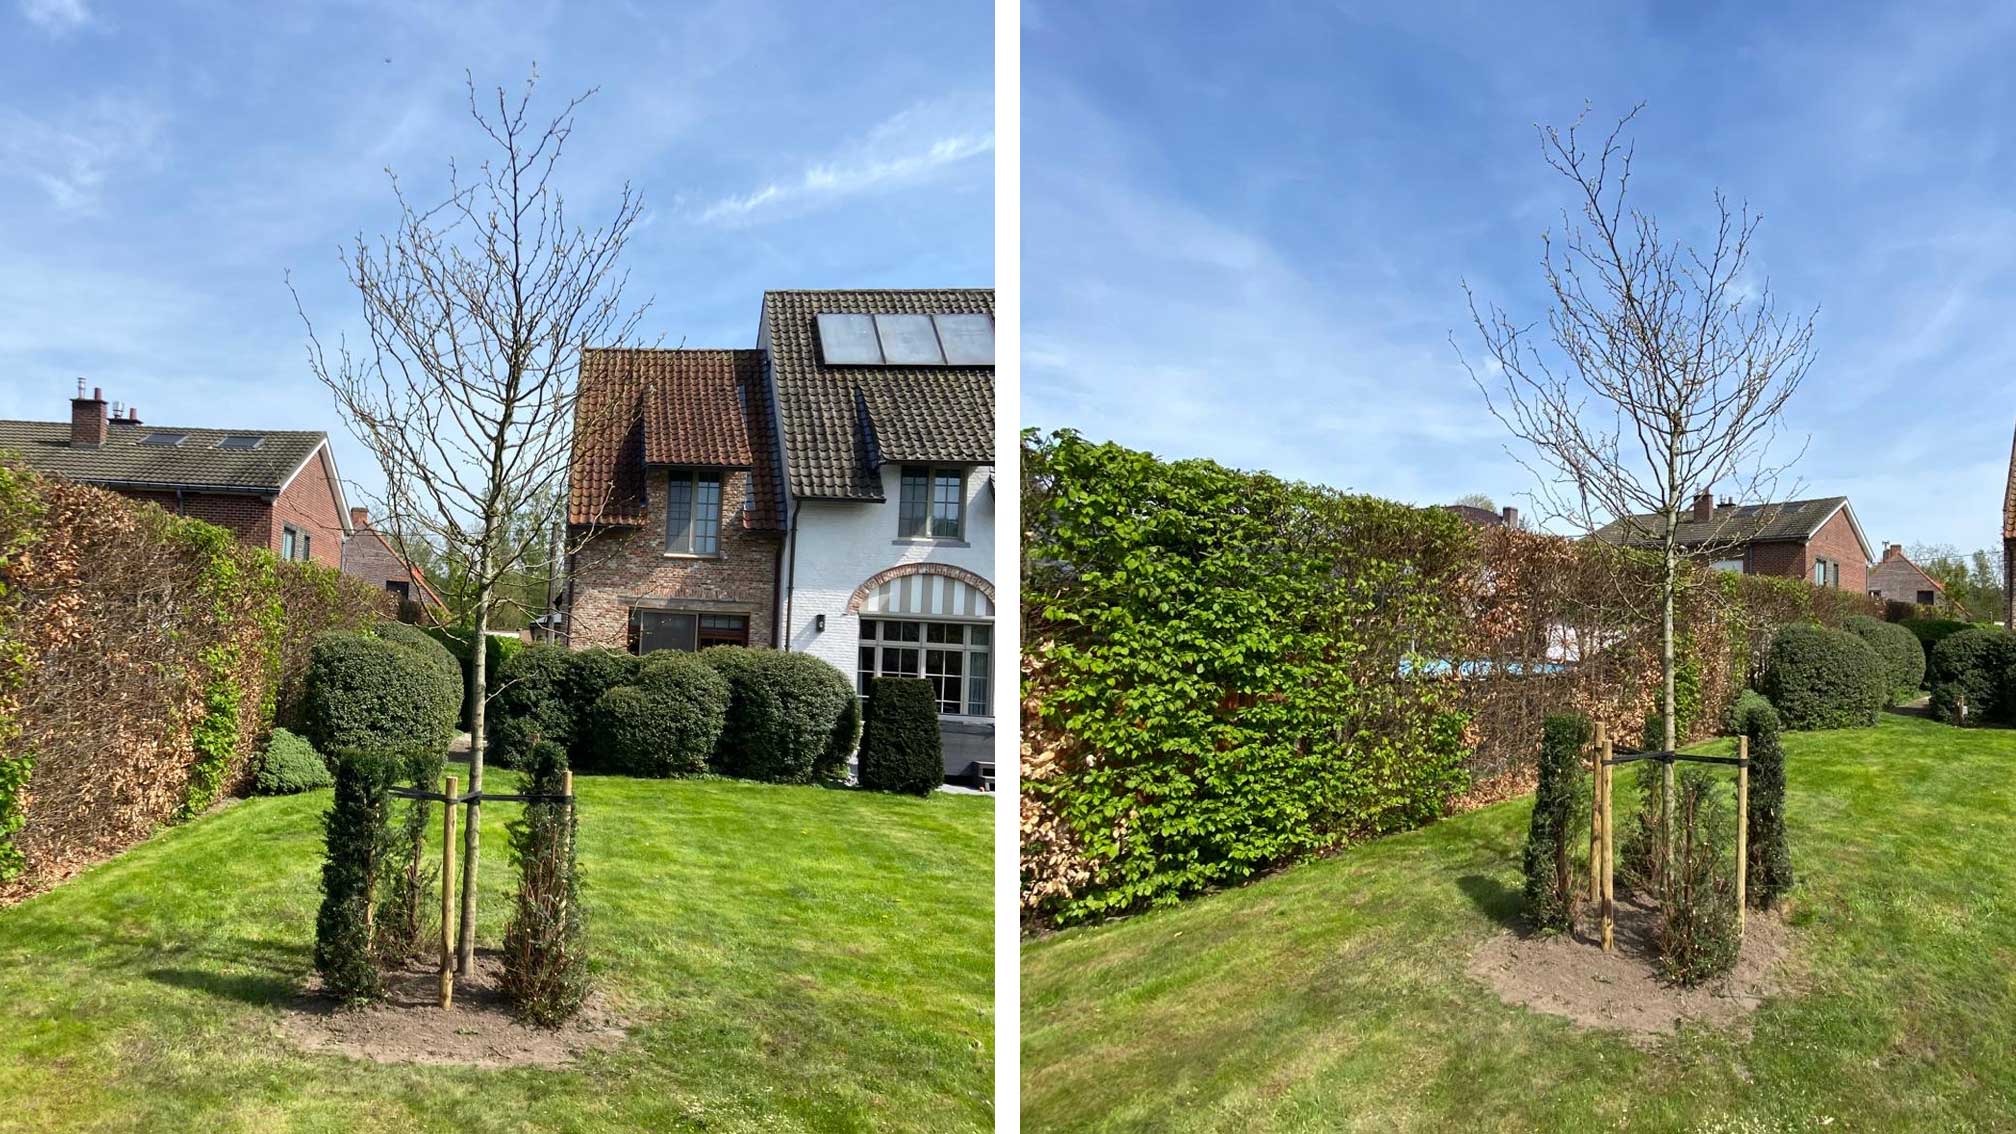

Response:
(763, 289), (994, 500)
(0, 419), (329, 493)
(2003, 424), (2016, 539)
(567, 348), (783, 530)
(1589, 496), (1856, 550)
(1868, 551), (1943, 595)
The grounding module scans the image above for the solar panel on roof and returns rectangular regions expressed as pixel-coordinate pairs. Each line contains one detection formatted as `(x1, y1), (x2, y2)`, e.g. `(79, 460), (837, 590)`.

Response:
(140, 432), (186, 446)
(873, 314), (945, 364)
(933, 314), (993, 364)
(816, 314), (881, 364)
(217, 435), (264, 450)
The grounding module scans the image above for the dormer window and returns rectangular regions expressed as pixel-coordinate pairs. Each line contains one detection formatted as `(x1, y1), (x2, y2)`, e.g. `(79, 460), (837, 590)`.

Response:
(898, 466), (965, 540)
(666, 469), (724, 556)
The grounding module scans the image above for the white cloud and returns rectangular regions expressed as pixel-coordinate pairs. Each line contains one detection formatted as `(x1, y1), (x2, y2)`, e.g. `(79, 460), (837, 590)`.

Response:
(19, 0), (91, 34)
(695, 96), (993, 226)
(0, 96), (165, 213)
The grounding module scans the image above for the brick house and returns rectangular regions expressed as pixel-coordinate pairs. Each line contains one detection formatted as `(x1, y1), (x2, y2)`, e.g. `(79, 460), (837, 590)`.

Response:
(0, 384), (351, 567)
(1866, 543), (1943, 608)
(566, 348), (785, 654)
(1589, 493), (1874, 592)
(340, 507), (447, 611)
(562, 289), (995, 786)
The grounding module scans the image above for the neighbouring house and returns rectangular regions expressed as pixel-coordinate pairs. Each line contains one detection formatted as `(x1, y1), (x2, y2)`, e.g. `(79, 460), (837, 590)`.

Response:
(0, 383), (351, 567)
(1866, 543), (1943, 608)
(563, 288), (996, 787)
(340, 507), (447, 612)
(1442, 503), (1521, 528)
(1588, 492), (1874, 592)
(567, 347), (786, 653)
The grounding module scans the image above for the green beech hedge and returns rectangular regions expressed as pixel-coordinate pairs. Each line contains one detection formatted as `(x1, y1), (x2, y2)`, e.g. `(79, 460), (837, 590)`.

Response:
(1930, 627), (2016, 725)
(1843, 615), (1926, 702)
(858, 677), (943, 795)
(1022, 431), (1475, 924)
(301, 624), (461, 756)
(702, 647), (859, 784)
(1759, 623), (1884, 730)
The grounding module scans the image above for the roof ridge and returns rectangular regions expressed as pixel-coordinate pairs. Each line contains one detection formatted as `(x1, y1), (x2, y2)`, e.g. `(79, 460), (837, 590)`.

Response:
(762, 287), (992, 295)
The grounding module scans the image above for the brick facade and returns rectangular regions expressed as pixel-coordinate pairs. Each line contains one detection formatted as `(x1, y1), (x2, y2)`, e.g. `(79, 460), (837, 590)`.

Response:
(341, 508), (441, 605)
(1867, 544), (1941, 605)
(122, 448), (345, 569)
(1743, 508), (1869, 593)
(567, 466), (781, 651)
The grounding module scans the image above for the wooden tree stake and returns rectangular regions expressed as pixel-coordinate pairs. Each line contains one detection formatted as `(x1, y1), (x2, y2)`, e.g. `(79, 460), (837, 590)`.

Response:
(1600, 733), (1615, 953)
(1589, 723), (1605, 902)
(1735, 735), (1750, 935)
(440, 774), (457, 1010)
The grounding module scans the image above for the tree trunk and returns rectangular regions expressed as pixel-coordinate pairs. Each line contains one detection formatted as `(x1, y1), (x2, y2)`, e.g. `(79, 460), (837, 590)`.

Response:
(1661, 504), (1679, 905)
(457, 583), (490, 972)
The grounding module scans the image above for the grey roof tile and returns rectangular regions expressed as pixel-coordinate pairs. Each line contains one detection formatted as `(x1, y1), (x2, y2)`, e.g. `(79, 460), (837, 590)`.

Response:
(0, 419), (328, 493)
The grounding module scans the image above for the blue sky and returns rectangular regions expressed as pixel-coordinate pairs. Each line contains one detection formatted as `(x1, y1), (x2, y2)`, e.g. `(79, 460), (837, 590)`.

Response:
(0, 0), (992, 502)
(1022, 0), (2016, 555)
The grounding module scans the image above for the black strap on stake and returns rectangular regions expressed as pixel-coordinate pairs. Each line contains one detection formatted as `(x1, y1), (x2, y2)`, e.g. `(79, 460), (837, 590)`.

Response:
(388, 787), (574, 805)
(1602, 749), (1749, 769)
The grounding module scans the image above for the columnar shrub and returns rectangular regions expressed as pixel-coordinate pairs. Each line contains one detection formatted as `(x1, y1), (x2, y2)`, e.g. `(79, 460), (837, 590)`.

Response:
(858, 677), (944, 795)
(491, 644), (577, 767)
(1843, 614), (1925, 703)
(1655, 766), (1742, 986)
(1759, 623), (1884, 730)
(1929, 627), (2015, 725)
(1617, 759), (1667, 896)
(1730, 690), (1792, 908)
(703, 648), (859, 784)
(315, 748), (400, 1003)
(301, 626), (461, 756)
(373, 746), (446, 964)
(254, 728), (332, 795)
(1520, 714), (1590, 932)
(501, 740), (588, 1026)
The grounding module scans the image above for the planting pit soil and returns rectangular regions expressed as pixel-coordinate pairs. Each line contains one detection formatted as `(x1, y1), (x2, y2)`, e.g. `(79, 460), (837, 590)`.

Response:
(1466, 891), (1795, 1046)
(277, 951), (628, 1068)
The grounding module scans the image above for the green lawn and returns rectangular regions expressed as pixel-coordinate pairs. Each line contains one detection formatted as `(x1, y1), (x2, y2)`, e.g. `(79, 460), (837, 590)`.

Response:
(1022, 712), (2016, 1132)
(0, 771), (992, 1134)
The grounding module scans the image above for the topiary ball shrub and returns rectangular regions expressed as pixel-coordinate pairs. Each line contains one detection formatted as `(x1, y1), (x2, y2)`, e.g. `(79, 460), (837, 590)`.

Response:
(254, 728), (331, 795)
(1930, 627), (2016, 726)
(1520, 713), (1590, 932)
(858, 677), (944, 795)
(1729, 690), (1792, 909)
(1759, 623), (1884, 731)
(588, 655), (731, 778)
(301, 625), (461, 757)
(1844, 614), (1926, 703)
(564, 648), (643, 768)
(490, 644), (577, 765)
(702, 647), (859, 784)
(1902, 617), (1973, 681)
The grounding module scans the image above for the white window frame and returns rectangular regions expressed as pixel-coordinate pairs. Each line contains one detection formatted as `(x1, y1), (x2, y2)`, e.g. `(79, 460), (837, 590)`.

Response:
(857, 617), (991, 717)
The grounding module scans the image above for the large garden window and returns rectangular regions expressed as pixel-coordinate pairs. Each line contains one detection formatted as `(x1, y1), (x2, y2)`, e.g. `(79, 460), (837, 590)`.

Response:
(897, 466), (965, 539)
(631, 609), (748, 654)
(665, 469), (724, 555)
(857, 618), (990, 716)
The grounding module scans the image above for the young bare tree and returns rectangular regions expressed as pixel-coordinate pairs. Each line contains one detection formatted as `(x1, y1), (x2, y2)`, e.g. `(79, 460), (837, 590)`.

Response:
(1458, 104), (1816, 892)
(294, 70), (646, 972)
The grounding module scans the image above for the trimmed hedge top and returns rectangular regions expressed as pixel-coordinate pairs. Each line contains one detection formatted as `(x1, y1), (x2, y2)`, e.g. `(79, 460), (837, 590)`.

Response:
(702, 647), (859, 784)
(302, 623), (461, 757)
(1759, 623), (1884, 731)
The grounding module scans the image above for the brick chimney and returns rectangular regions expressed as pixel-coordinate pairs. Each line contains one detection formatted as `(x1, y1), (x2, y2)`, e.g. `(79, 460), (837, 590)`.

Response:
(1691, 491), (1714, 523)
(1500, 505), (1519, 529)
(350, 507), (370, 530)
(107, 402), (141, 427)
(70, 380), (107, 447)
(1883, 543), (1904, 561)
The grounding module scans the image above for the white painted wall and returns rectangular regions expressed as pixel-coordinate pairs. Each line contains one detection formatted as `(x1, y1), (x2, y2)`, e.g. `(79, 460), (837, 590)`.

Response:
(783, 464), (996, 695)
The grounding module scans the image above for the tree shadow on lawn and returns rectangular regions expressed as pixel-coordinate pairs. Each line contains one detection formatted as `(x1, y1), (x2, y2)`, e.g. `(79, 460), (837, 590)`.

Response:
(1455, 873), (1523, 930)
(145, 965), (302, 1007)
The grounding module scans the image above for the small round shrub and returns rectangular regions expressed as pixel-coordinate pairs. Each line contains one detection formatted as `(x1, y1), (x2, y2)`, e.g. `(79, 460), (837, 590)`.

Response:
(1930, 627), (2016, 725)
(254, 728), (331, 795)
(1843, 615), (1925, 703)
(1759, 623), (1884, 731)
(589, 656), (730, 777)
(302, 625), (461, 756)
(858, 677), (943, 795)
(702, 647), (859, 783)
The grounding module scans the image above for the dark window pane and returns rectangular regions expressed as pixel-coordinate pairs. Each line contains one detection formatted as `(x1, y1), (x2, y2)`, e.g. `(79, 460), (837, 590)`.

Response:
(930, 471), (963, 537)
(693, 472), (722, 555)
(666, 473), (694, 551)
(860, 619), (878, 640)
(638, 611), (697, 653)
(970, 625), (990, 647)
(898, 468), (929, 537)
